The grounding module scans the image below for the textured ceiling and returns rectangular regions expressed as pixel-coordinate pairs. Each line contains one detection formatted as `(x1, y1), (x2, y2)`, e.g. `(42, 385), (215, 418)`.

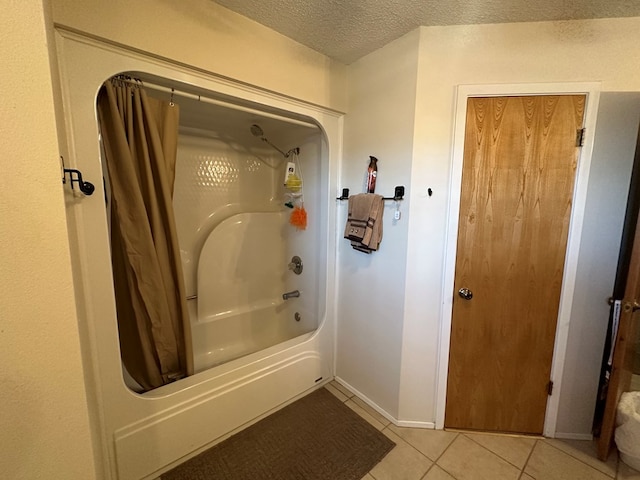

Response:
(212, 0), (640, 64)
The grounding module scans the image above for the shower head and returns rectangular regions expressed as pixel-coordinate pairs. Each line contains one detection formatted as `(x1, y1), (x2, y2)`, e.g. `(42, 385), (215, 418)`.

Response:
(249, 123), (300, 158)
(250, 124), (264, 137)
(250, 123), (288, 157)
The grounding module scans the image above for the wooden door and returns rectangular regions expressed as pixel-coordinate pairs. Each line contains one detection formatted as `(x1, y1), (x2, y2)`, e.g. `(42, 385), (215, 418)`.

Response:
(445, 95), (586, 434)
(597, 178), (640, 459)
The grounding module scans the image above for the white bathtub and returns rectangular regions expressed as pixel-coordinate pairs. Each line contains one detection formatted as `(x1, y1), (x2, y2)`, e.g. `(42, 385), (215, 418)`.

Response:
(190, 211), (317, 371)
(56, 33), (340, 480)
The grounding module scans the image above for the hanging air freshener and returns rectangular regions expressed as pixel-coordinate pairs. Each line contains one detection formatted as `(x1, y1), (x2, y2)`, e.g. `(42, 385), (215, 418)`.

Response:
(366, 156), (378, 193)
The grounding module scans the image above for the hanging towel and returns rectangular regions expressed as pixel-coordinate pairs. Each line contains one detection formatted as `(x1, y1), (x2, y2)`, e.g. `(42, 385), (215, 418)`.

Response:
(344, 193), (384, 253)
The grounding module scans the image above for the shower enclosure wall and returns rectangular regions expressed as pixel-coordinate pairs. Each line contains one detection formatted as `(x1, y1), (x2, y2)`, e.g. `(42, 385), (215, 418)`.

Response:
(171, 100), (323, 374)
(56, 31), (339, 480)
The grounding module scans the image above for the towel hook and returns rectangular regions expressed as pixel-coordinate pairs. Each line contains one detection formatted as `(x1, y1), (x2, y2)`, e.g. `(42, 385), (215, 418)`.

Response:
(61, 156), (95, 196)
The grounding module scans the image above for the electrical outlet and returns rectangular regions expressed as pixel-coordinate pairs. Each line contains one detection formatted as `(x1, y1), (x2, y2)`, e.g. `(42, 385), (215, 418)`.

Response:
(394, 210), (401, 220)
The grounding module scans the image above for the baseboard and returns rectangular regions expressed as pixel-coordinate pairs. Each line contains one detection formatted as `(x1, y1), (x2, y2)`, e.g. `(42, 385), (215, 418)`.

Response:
(396, 420), (436, 429)
(334, 377), (397, 424)
(333, 376), (434, 429)
(553, 432), (594, 441)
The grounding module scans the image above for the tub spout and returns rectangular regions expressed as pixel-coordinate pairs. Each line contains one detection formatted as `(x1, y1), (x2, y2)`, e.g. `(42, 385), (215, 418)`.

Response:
(282, 290), (300, 300)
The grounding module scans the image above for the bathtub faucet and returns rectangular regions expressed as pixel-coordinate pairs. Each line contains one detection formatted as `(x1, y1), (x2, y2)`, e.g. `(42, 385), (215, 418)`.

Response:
(282, 290), (300, 300)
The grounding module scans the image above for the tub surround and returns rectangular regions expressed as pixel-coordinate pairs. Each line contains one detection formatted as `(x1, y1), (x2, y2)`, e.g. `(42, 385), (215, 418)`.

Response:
(54, 29), (340, 479)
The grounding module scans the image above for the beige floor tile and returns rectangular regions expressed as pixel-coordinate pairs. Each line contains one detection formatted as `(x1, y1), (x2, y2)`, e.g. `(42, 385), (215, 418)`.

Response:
(545, 438), (617, 477)
(437, 434), (521, 480)
(423, 465), (456, 479)
(350, 395), (392, 427)
(521, 474), (535, 480)
(464, 432), (536, 469)
(345, 399), (386, 430)
(387, 424), (458, 461)
(618, 460), (640, 480)
(324, 383), (349, 402)
(369, 429), (433, 480)
(525, 441), (612, 480)
(329, 380), (354, 398)
(361, 474), (376, 480)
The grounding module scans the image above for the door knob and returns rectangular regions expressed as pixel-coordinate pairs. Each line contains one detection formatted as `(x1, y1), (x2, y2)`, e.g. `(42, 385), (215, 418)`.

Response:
(458, 288), (473, 300)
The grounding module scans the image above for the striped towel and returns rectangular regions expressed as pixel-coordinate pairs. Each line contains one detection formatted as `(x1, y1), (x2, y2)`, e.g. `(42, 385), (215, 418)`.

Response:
(344, 193), (384, 253)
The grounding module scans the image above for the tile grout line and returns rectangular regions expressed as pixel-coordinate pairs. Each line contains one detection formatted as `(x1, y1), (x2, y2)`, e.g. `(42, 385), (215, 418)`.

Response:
(329, 384), (393, 431)
(519, 438), (540, 479)
(380, 424), (442, 468)
(350, 396), (391, 427)
(415, 432), (463, 480)
(462, 431), (536, 472)
(544, 440), (617, 478)
(427, 432), (461, 480)
(338, 385), (617, 480)
(330, 383), (625, 479)
(418, 463), (435, 480)
(434, 431), (460, 464)
(346, 399), (388, 431)
(409, 431), (461, 480)
(328, 380), (355, 399)
(324, 383), (352, 403)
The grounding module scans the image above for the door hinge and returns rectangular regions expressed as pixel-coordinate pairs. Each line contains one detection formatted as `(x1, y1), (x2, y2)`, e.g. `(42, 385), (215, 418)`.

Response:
(576, 128), (585, 147)
(547, 380), (554, 396)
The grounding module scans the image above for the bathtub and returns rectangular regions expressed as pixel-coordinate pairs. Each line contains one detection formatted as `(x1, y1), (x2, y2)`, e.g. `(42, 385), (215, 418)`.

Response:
(109, 125), (332, 479)
(190, 211), (317, 372)
(55, 32), (340, 480)
(190, 301), (314, 371)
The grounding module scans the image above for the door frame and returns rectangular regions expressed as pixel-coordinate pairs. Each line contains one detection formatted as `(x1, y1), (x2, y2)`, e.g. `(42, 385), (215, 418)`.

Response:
(436, 83), (601, 437)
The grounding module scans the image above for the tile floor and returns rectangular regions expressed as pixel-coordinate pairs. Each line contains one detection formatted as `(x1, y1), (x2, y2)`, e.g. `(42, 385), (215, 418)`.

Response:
(324, 381), (640, 480)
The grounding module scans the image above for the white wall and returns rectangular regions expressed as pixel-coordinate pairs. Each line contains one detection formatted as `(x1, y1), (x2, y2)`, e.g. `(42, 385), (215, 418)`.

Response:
(557, 93), (640, 436)
(336, 29), (420, 418)
(405, 18), (640, 431)
(341, 17), (640, 433)
(0, 1), (96, 478)
(51, 0), (347, 111)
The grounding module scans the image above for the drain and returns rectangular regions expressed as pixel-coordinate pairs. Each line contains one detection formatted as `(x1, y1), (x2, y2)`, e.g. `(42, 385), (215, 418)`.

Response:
(294, 312), (301, 322)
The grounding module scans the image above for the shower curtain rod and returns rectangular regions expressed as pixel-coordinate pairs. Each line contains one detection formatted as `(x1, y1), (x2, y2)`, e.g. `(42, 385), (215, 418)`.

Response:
(117, 77), (318, 129)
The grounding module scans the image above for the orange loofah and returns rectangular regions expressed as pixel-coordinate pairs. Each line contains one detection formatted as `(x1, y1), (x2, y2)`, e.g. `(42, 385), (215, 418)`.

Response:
(289, 205), (307, 230)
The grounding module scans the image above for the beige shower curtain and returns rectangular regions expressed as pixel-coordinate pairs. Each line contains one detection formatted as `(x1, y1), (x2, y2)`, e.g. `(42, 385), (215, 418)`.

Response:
(97, 79), (193, 391)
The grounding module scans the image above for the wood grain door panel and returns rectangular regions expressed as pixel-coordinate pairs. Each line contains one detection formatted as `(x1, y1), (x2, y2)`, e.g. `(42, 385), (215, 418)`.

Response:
(446, 95), (586, 434)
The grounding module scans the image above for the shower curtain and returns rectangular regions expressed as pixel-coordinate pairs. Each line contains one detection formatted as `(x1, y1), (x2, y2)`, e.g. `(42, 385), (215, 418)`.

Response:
(97, 79), (193, 391)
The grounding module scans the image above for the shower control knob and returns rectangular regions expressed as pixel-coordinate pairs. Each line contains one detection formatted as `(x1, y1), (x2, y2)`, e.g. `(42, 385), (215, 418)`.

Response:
(458, 288), (473, 300)
(288, 256), (303, 275)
